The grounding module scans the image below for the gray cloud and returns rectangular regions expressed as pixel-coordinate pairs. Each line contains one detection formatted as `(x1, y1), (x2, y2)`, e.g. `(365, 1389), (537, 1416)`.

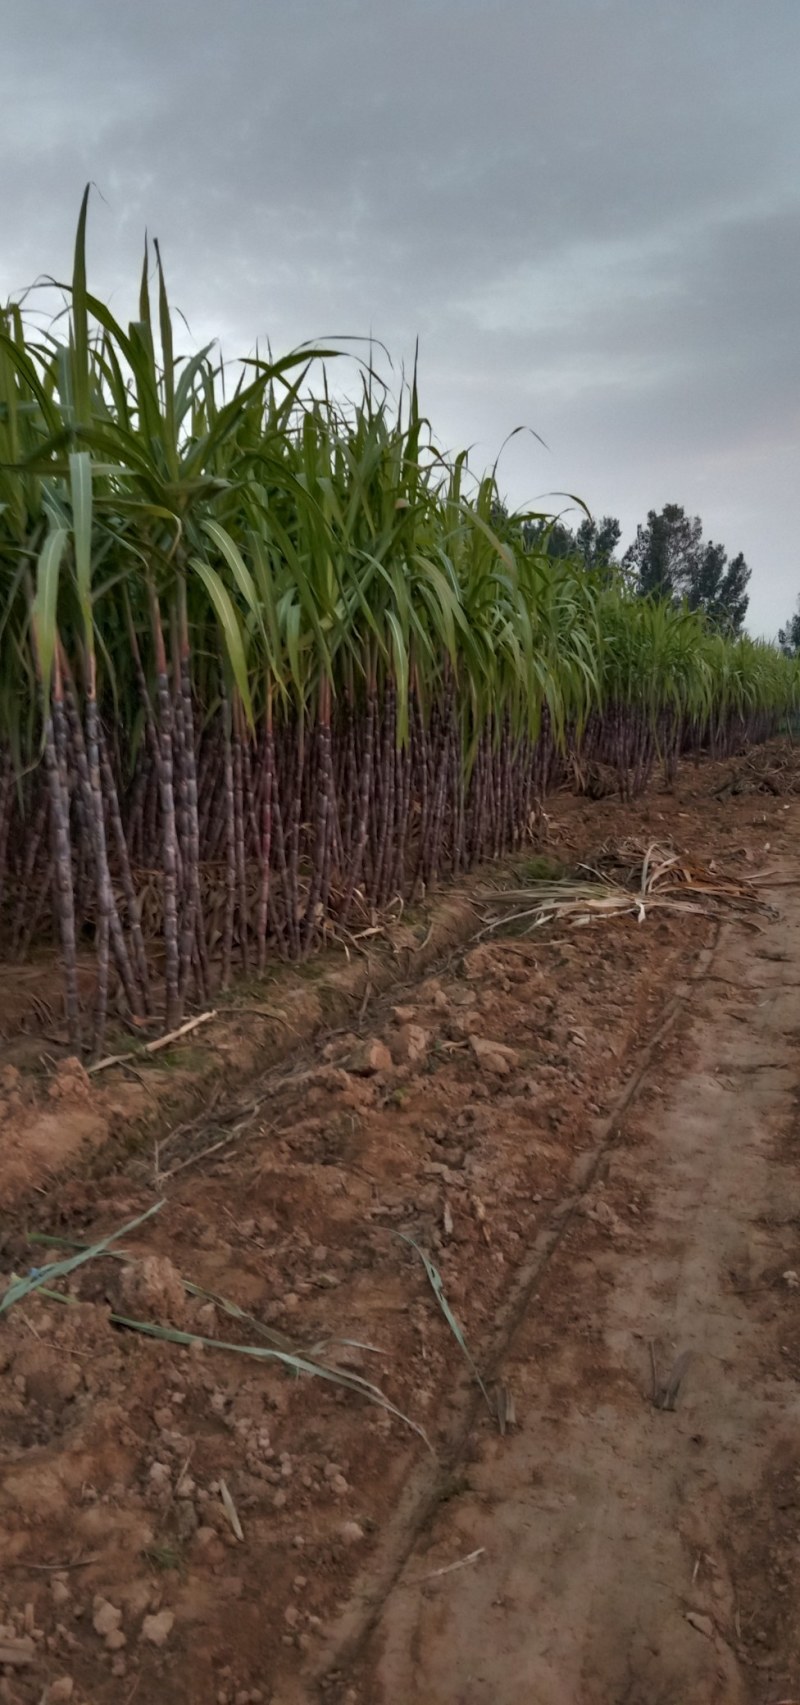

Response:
(3, 0), (799, 631)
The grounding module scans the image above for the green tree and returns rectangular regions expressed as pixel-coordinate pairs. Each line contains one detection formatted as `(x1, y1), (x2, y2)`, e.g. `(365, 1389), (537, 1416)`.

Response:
(575, 515), (621, 578)
(523, 513), (621, 579)
(624, 504), (750, 634)
(624, 504), (703, 600)
(778, 598), (800, 657)
(686, 541), (750, 635)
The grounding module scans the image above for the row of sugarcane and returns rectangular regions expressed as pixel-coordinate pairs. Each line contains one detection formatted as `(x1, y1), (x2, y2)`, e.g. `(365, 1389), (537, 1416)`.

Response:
(1, 193), (797, 1053)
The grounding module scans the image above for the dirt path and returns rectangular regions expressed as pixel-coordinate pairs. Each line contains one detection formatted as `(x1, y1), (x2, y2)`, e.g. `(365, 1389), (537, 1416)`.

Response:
(327, 873), (800, 1704)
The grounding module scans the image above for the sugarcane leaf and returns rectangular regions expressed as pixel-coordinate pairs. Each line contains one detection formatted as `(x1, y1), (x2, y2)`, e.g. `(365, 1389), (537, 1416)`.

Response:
(0, 1201), (164, 1317)
(174, 342), (216, 428)
(70, 184), (91, 426)
(190, 555), (254, 726)
(395, 1231), (493, 1415)
(108, 1315), (431, 1448)
(32, 526), (69, 702)
(69, 449), (93, 630)
(385, 608), (409, 739)
(201, 519), (263, 630)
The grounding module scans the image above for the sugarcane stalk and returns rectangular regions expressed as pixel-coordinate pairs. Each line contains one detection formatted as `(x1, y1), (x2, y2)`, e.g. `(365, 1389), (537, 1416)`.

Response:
(221, 687), (236, 990)
(232, 699), (250, 973)
(256, 687), (275, 971)
(45, 651), (82, 1050)
(148, 583), (182, 1030)
(302, 675), (332, 952)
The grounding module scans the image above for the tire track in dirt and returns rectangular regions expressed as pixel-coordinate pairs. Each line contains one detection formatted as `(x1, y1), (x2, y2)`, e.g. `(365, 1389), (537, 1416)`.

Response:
(287, 939), (721, 1701)
(304, 870), (800, 1705)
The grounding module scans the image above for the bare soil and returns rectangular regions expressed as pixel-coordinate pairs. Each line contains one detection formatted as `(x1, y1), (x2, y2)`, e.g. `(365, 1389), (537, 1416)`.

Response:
(1, 744), (799, 1705)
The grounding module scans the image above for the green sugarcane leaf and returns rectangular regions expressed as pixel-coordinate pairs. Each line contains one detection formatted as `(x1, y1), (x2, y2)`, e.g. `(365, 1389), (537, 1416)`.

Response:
(190, 555), (254, 727)
(202, 519), (263, 630)
(69, 450), (93, 632)
(107, 1316), (431, 1448)
(0, 1201), (164, 1317)
(153, 239), (178, 480)
(385, 608), (409, 741)
(70, 185), (91, 426)
(32, 526), (69, 703)
(174, 343), (216, 429)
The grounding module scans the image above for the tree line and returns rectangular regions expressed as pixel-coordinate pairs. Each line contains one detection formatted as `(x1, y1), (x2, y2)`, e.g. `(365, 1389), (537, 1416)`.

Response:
(514, 503), (753, 637)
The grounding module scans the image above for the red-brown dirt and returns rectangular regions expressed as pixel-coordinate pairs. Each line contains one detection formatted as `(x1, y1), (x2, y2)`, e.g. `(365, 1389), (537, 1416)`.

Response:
(1, 742), (799, 1704)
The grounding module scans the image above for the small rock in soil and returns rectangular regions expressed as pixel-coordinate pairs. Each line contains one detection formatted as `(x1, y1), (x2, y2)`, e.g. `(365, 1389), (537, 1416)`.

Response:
(339, 1520), (365, 1545)
(92, 1600), (122, 1638)
(14, 1347), (82, 1408)
(146, 1460), (173, 1504)
(140, 1608), (175, 1647)
(469, 1035), (520, 1076)
(391, 1023), (429, 1067)
(176, 1500), (199, 1540)
(449, 1009), (482, 1037)
(119, 1255), (187, 1326)
(48, 1058), (92, 1102)
(349, 1039), (392, 1076)
(194, 1527), (226, 1565)
(321, 1034), (358, 1062)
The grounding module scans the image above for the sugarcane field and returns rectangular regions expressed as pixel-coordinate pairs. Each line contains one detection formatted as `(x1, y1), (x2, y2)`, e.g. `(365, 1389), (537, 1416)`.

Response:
(2, 201), (800, 1705)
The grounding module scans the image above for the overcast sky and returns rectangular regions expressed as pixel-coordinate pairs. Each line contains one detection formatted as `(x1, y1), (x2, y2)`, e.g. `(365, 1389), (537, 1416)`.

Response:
(3, 0), (798, 635)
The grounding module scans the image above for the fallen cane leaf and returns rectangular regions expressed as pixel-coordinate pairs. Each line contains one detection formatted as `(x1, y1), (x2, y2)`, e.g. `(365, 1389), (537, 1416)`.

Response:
(0, 1636), (35, 1666)
(0, 1202), (165, 1317)
(395, 1232), (493, 1417)
(495, 1382), (516, 1436)
(88, 1009), (217, 1074)
(685, 1610), (715, 1640)
(414, 1547), (485, 1584)
(219, 1478), (244, 1542)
